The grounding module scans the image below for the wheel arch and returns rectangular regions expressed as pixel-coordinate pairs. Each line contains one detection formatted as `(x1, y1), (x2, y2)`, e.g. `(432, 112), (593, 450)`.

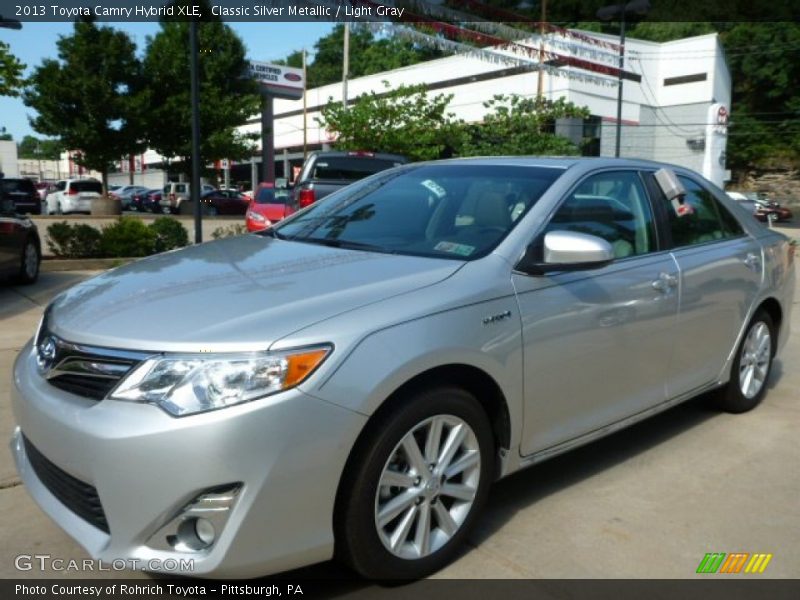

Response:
(756, 297), (782, 355)
(331, 362), (509, 559)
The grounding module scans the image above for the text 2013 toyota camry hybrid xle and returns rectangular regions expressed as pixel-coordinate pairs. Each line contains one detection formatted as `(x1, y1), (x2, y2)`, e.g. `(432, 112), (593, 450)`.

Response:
(10, 158), (796, 579)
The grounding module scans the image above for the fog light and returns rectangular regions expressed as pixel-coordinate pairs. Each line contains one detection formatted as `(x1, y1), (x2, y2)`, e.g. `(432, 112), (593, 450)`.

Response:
(177, 517), (215, 551)
(195, 517), (216, 545)
(147, 483), (241, 554)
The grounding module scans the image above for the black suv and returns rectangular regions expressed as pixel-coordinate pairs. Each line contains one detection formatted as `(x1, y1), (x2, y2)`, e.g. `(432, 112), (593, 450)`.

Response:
(0, 177), (42, 215)
(292, 151), (407, 208)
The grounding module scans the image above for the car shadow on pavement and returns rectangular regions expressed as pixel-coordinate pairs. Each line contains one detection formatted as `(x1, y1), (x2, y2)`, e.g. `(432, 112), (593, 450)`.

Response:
(223, 395), (729, 593)
(166, 361), (791, 592)
(472, 395), (718, 531)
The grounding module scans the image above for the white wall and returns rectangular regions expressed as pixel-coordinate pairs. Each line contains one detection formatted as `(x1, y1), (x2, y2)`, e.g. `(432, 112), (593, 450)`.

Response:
(0, 140), (19, 177)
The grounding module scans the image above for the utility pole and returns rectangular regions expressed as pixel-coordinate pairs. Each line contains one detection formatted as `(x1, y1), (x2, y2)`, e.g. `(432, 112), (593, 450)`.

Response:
(614, 15), (626, 158)
(302, 48), (308, 160)
(537, 0), (547, 98)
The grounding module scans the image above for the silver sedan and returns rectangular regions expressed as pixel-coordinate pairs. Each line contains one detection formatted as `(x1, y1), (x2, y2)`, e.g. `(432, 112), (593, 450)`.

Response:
(10, 158), (795, 579)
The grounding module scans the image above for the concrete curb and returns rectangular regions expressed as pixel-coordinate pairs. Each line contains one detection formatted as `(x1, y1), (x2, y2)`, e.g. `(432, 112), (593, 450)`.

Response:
(40, 258), (138, 272)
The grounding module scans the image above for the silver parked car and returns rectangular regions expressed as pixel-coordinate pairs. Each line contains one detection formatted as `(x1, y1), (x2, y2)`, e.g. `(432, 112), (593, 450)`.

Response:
(10, 158), (796, 579)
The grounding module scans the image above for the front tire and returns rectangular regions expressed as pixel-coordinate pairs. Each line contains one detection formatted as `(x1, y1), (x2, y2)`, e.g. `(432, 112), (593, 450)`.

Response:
(714, 310), (775, 413)
(335, 386), (494, 579)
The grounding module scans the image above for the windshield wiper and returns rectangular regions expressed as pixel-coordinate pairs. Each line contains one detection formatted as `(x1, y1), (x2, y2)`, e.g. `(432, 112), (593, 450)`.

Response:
(298, 237), (396, 254)
(258, 228), (286, 240)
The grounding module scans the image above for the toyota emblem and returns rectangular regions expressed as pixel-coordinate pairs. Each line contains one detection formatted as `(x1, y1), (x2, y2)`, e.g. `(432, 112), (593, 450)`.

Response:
(37, 336), (57, 371)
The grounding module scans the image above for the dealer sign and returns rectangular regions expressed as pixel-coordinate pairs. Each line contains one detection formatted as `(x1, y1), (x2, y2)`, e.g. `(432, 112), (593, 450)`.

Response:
(248, 61), (305, 100)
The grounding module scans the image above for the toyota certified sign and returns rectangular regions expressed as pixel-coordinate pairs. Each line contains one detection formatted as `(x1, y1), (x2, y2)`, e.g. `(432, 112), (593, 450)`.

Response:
(248, 61), (305, 100)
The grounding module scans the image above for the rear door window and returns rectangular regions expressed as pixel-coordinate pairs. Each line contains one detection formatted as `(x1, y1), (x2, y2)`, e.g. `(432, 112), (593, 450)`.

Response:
(667, 176), (744, 247)
(70, 181), (103, 194)
(3, 179), (36, 194)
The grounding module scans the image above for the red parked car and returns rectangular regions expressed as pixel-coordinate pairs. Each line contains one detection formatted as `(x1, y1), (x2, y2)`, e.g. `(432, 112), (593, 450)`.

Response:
(245, 183), (295, 232)
(198, 189), (250, 216)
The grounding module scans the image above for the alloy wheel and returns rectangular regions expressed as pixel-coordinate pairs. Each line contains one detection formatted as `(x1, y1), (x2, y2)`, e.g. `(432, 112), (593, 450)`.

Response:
(374, 414), (481, 560)
(739, 321), (771, 399)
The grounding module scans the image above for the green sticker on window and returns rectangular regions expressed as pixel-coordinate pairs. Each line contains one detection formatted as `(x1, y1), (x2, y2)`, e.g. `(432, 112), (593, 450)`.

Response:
(434, 241), (475, 256)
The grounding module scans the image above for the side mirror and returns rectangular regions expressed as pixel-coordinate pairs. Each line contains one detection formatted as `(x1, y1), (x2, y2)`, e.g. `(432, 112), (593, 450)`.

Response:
(516, 231), (615, 275)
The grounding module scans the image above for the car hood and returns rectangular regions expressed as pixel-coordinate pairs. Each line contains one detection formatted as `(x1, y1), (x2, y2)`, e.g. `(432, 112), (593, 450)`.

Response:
(47, 235), (463, 351)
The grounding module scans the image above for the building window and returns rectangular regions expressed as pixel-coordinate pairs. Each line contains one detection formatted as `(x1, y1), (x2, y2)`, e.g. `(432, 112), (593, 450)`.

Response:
(663, 73), (707, 86)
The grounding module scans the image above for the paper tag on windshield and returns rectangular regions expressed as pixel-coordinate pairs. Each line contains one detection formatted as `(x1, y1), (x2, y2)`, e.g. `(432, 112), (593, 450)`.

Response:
(671, 198), (694, 217)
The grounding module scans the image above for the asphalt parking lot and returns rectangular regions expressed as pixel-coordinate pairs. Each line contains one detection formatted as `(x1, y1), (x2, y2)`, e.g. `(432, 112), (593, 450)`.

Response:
(0, 227), (798, 583)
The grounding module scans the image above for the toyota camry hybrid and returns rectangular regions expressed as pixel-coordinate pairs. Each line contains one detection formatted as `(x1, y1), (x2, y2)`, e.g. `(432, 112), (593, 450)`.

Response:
(10, 158), (796, 579)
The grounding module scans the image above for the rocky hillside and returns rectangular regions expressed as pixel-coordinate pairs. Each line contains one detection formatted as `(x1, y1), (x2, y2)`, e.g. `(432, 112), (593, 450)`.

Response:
(730, 170), (800, 207)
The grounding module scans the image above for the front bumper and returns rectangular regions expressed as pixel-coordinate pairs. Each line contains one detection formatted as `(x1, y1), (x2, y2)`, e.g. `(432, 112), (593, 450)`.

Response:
(11, 341), (367, 578)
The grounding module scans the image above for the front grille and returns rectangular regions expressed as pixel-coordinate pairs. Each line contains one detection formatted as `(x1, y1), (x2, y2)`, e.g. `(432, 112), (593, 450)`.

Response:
(36, 325), (150, 401)
(48, 373), (120, 400)
(23, 435), (110, 534)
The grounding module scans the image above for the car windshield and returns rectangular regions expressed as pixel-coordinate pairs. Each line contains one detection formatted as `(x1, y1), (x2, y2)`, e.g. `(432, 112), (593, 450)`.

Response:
(273, 164), (562, 260)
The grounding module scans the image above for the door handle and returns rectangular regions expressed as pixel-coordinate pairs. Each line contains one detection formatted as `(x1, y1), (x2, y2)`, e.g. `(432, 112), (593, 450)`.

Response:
(744, 253), (761, 270)
(652, 272), (678, 292)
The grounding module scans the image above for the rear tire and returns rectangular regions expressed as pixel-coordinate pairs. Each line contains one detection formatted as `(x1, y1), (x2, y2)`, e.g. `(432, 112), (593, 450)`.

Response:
(714, 310), (775, 413)
(16, 238), (40, 285)
(335, 386), (494, 580)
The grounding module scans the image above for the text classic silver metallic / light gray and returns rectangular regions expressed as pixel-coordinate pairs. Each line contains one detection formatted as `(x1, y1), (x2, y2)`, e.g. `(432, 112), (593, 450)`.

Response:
(10, 158), (796, 579)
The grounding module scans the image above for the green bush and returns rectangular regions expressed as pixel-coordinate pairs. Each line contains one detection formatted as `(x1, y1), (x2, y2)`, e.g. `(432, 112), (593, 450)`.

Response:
(149, 217), (189, 252)
(46, 221), (73, 257)
(211, 224), (248, 239)
(46, 221), (102, 258)
(99, 217), (157, 257)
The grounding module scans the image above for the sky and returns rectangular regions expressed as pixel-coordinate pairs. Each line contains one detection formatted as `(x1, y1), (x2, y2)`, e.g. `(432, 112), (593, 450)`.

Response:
(0, 21), (334, 141)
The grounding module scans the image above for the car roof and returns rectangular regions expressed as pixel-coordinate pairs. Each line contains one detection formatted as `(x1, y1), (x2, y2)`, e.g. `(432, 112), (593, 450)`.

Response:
(309, 150), (408, 162)
(419, 156), (688, 170)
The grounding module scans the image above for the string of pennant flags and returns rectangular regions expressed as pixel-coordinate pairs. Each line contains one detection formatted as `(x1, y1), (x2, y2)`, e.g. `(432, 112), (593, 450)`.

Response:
(365, 22), (619, 87)
(333, 0), (623, 87)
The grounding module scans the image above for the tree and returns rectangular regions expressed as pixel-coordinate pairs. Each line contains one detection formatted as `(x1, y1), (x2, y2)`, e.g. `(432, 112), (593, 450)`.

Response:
(142, 0), (260, 175)
(0, 127), (11, 141)
(457, 95), (590, 157)
(318, 82), (463, 161)
(722, 22), (800, 171)
(0, 41), (25, 97)
(18, 135), (64, 160)
(24, 17), (146, 191)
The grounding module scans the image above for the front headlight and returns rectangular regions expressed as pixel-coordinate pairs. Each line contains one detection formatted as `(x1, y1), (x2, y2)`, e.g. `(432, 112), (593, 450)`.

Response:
(110, 345), (331, 417)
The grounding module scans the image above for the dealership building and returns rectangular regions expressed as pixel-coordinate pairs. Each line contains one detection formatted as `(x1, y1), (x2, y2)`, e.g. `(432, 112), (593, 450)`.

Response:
(106, 29), (732, 189)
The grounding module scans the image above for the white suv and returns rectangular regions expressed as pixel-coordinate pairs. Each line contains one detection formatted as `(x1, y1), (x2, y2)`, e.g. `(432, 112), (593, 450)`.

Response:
(45, 179), (103, 215)
(160, 182), (216, 214)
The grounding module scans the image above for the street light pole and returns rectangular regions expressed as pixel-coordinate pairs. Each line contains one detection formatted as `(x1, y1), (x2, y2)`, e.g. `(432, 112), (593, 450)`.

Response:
(597, 0), (650, 159)
(0, 15), (22, 29)
(342, 23), (350, 112)
(189, 19), (202, 244)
